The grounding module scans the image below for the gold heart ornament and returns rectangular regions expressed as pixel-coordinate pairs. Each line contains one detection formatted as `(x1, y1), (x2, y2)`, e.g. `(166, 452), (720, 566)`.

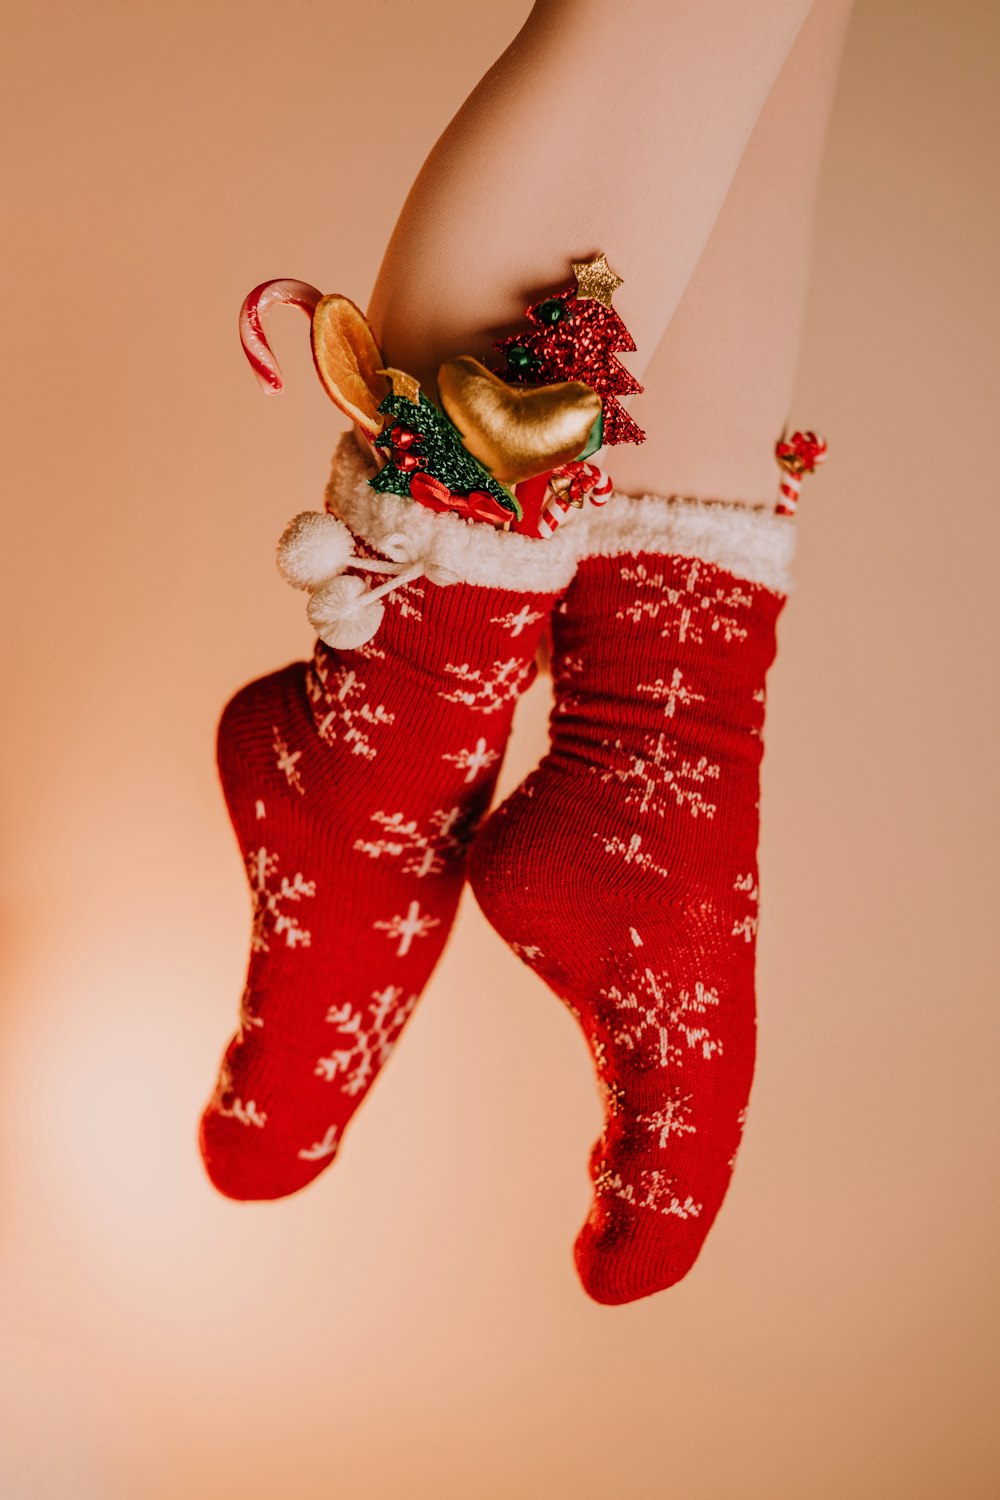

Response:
(437, 357), (602, 483)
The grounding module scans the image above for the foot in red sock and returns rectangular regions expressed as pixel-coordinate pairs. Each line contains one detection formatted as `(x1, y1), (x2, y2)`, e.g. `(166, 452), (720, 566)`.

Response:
(198, 437), (573, 1200)
(469, 492), (795, 1302)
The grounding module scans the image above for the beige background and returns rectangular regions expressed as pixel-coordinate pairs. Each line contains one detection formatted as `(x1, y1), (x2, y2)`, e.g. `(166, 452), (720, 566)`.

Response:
(2, 2), (998, 1496)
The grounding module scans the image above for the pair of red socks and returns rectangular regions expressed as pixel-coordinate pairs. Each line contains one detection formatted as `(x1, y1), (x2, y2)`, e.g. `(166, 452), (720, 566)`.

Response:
(199, 435), (795, 1304)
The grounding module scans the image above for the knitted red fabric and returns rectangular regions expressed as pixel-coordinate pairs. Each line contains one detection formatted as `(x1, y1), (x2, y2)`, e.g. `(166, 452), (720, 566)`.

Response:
(468, 546), (784, 1303)
(199, 567), (557, 1200)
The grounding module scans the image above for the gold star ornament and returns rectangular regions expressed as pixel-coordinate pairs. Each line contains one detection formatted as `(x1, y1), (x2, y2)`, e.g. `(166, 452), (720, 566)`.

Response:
(572, 252), (624, 306)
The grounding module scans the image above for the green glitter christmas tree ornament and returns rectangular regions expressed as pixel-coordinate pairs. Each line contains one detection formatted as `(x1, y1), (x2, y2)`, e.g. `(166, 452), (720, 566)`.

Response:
(370, 392), (521, 520)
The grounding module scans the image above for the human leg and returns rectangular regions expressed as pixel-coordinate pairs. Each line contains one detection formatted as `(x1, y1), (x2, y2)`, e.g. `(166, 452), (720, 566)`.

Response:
(367, 0), (817, 389)
(468, 0), (854, 1302)
(199, 442), (570, 1200)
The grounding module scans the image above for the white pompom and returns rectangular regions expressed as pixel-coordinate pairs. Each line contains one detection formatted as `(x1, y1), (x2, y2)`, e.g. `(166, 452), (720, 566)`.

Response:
(306, 574), (385, 650)
(276, 512), (355, 590)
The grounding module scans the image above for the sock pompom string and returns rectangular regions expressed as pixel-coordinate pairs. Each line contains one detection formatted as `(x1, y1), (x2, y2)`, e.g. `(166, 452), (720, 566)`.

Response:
(276, 513), (459, 650)
(775, 430), (828, 515)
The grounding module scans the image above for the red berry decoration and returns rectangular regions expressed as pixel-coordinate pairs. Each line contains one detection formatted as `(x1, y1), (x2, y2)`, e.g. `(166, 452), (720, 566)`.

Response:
(390, 425), (418, 449)
(393, 450), (426, 472)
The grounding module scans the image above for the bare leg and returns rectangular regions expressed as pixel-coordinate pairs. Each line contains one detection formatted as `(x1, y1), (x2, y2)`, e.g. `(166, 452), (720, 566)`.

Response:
(367, 0), (817, 391)
(611, 0), (855, 502)
(466, 1), (856, 1304)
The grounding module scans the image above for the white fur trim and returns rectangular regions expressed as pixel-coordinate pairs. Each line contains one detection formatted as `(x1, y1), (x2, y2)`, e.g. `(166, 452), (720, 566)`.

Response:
(324, 432), (795, 595)
(325, 434), (584, 594)
(581, 491), (795, 594)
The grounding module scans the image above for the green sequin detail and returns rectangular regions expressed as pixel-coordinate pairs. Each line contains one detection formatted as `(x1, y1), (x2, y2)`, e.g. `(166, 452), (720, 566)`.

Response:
(370, 393), (521, 520)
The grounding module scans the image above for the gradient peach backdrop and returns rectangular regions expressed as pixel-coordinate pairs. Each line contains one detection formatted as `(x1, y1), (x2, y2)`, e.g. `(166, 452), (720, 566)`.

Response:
(2, 2), (998, 1496)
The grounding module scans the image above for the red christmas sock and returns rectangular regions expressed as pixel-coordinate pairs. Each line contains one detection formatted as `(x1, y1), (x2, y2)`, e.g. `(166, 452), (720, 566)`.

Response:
(468, 492), (796, 1302)
(199, 437), (576, 1199)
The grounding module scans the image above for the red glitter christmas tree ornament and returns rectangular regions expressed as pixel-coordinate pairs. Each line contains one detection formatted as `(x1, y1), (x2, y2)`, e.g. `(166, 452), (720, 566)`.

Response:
(493, 254), (645, 447)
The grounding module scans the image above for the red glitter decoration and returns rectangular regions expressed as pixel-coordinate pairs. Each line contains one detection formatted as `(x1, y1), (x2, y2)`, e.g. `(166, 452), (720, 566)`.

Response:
(775, 430), (827, 477)
(774, 430), (828, 516)
(493, 286), (645, 446)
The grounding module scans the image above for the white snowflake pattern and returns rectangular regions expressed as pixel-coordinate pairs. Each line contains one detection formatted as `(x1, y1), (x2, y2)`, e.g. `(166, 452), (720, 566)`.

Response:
(441, 736), (500, 784)
(438, 657), (533, 715)
(593, 1161), (702, 1220)
(245, 846), (315, 952)
(272, 726), (305, 796)
(594, 832), (671, 878)
(315, 986), (418, 1096)
(237, 981), (263, 1034)
(728, 1103), (750, 1169)
(732, 869), (760, 944)
(750, 686), (766, 739)
(351, 639), (387, 662)
(599, 1071), (626, 1116)
(354, 806), (466, 879)
(298, 1124), (341, 1161)
(595, 733), (719, 820)
(616, 558), (755, 646)
(553, 691), (585, 719)
(636, 1086), (697, 1147)
(510, 940), (544, 962)
(636, 667), (706, 719)
(602, 967), (723, 1068)
(387, 579), (425, 620)
(373, 899), (441, 956)
(306, 656), (395, 761)
(216, 1097), (267, 1128)
(489, 604), (543, 638)
(212, 1062), (267, 1128)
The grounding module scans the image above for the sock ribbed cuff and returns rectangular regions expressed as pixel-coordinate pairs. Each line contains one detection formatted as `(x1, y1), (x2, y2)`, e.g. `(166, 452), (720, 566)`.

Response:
(581, 492), (796, 595)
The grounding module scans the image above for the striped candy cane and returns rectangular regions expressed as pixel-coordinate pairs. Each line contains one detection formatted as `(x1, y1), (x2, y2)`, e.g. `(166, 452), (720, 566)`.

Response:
(537, 462), (613, 539)
(775, 431), (828, 516)
(239, 278), (323, 393)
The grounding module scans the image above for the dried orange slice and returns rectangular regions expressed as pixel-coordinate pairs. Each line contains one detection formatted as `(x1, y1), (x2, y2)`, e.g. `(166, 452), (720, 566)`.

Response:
(311, 295), (389, 437)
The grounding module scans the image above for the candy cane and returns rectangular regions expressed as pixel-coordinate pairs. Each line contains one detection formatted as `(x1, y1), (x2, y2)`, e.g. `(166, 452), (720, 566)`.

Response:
(537, 463), (612, 539)
(585, 468), (614, 507)
(239, 279), (323, 393)
(775, 431), (828, 516)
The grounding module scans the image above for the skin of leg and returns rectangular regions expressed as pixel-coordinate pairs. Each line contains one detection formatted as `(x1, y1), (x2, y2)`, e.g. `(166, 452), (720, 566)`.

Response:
(609, 0), (856, 503)
(366, 0), (817, 392)
(467, 2), (855, 1301)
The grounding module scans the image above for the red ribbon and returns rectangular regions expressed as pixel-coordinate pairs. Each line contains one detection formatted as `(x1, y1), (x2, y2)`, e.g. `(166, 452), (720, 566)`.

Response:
(409, 471), (512, 528)
(775, 431), (827, 476)
(546, 460), (605, 506)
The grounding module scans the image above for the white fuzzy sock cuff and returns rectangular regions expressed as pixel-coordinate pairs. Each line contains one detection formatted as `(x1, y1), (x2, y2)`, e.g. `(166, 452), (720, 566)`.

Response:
(582, 491), (796, 595)
(324, 433), (796, 596)
(325, 433), (584, 594)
